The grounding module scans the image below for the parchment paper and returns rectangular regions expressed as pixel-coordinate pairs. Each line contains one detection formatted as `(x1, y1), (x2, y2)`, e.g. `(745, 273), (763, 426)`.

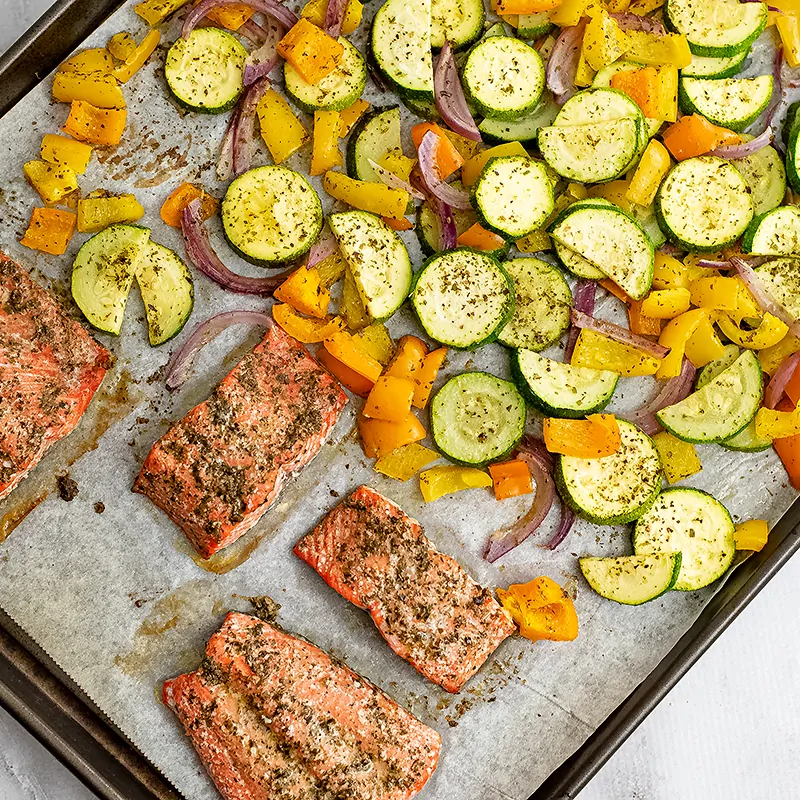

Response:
(0, 8), (795, 798)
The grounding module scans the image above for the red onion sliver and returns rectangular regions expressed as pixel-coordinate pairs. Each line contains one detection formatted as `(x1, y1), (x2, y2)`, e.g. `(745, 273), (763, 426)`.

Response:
(434, 41), (481, 142)
(306, 227), (337, 267)
(183, 0), (297, 38)
(546, 21), (586, 105)
(417, 131), (472, 209)
(181, 200), (293, 295)
(484, 436), (555, 563)
(232, 76), (272, 175)
(610, 12), (666, 33)
(571, 308), (670, 358)
(243, 20), (282, 86)
(238, 17), (269, 43)
(565, 279), (596, 360)
(730, 256), (800, 336)
(368, 159), (426, 199)
(622, 357), (696, 435)
(658, 242), (684, 257)
(708, 128), (773, 159)
(543, 505), (575, 551)
(166, 310), (273, 390)
(217, 105), (240, 181)
(765, 350), (800, 409)
(431, 198), (457, 250)
(325, 0), (347, 38)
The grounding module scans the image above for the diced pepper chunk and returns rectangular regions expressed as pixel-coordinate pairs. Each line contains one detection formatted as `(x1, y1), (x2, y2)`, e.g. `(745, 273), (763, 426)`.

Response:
(301, 0), (364, 33)
(689, 276), (740, 312)
(341, 267), (370, 330)
(411, 122), (465, 179)
(160, 182), (218, 228)
(441, 129), (480, 161)
(626, 139), (671, 206)
(489, 459), (533, 500)
(583, 8), (625, 71)
(662, 114), (739, 160)
(273, 304), (344, 343)
(203, 2), (255, 30)
(274, 266), (331, 318)
(40, 134), (92, 174)
(777, 14), (800, 68)
(760, 335), (800, 375)
(382, 215), (413, 231)
(364, 376), (415, 422)
(385, 335), (428, 381)
(629, 299), (662, 336)
(684, 315), (726, 367)
(135, 0), (191, 25)
(497, 577), (579, 642)
(461, 141), (527, 186)
(756, 406), (800, 440)
(63, 101), (126, 146)
(317, 347), (374, 395)
(377, 147), (415, 181)
(315, 251), (348, 287)
(543, 414), (621, 458)
(652, 251), (690, 290)
(310, 110), (344, 176)
(374, 443), (438, 481)
(360, 412), (426, 458)
(573, 50), (597, 87)
(620, 29), (691, 69)
(324, 330), (383, 381)
(52, 71), (126, 109)
(494, 0), (561, 14)
(257, 89), (309, 164)
(652, 431), (701, 484)
(277, 19), (344, 85)
(107, 32), (137, 61)
(773, 397), (800, 488)
(338, 98), (370, 137)
(20, 208), (77, 255)
(734, 519), (770, 551)
(550, 0), (598, 26)
(413, 347), (447, 409)
(640, 288), (691, 319)
(611, 65), (677, 120)
(716, 313), (788, 350)
(60, 48), (114, 74)
(457, 222), (506, 251)
(656, 308), (707, 379)
(322, 171), (409, 220)
(572, 328), (662, 376)
(353, 323), (394, 365)
(112, 29), (161, 83)
(23, 160), (78, 204)
(419, 465), (493, 502)
(77, 193), (144, 233)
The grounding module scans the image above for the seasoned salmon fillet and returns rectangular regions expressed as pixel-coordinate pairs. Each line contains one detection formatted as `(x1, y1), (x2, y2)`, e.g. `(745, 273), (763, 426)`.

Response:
(0, 254), (111, 502)
(133, 325), (347, 558)
(165, 613), (440, 800)
(294, 486), (516, 693)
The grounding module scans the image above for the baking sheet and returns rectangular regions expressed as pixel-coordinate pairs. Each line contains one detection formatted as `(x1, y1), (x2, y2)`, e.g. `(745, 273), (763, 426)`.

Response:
(0, 8), (795, 800)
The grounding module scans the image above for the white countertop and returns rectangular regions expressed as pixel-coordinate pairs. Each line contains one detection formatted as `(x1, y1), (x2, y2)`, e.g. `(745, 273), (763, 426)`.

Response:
(2, 4), (799, 799)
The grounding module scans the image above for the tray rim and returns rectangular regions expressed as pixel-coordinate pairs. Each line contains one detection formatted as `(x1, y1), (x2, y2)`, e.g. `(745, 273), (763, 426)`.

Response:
(1, 4), (800, 799)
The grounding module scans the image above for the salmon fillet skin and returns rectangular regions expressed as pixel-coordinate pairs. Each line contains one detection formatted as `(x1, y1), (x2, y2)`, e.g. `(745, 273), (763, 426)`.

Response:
(165, 612), (441, 800)
(294, 486), (516, 693)
(133, 325), (347, 558)
(0, 254), (111, 502)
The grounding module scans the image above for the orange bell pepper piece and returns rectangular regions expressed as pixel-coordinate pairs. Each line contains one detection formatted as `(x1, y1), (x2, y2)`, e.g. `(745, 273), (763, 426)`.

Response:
(19, 208), (76, 255)
(382, 215), (414, 231)
(629, 300), (663, 335)
(457, 222), (506, 251)
(160, 182), (218, 228)
(494, 0), (561, 14)
(543, 414), (621, 458)
(412, 347), (447, 409)
(62, 100), (126, 146)
(363, 375), (415, 422)
(317, 348), (374, 395)
(203, 1), (254, 29)
(338, 98), (370, 137)
(773, 396), (800, 491)
(411, 122), (464, 179)
(272, 303), (344, 343)
(610, 66), (661, 117)
(277, 19), (344, 85)
(385, 335), (428, 381)
(784, 359), (800, 407)
(661, 114), (740, 161)
(489, 459), (533, 500)
(358, 412), (426, 459)
(497, 576), (579, 642)
(274, 266), (331, 318)
(324, 330), (383, 382)
(600, 278), (631, 304)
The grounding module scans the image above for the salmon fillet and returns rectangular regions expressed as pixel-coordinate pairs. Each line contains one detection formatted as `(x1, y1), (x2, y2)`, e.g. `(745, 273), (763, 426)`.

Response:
(294, 486), (516, 693)
(166, 613), (440, 800)
(0, 254), (111, 502)
(133, 325), (347, 558)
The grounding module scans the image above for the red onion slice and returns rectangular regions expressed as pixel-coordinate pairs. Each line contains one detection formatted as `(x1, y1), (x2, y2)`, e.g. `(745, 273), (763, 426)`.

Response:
(658, 242), (684, 257)
(166, 310), (272, 390)
(571, 308), (670, 358)
(183, 0), (297, 37)
(417, 131), (472, 209)
(544, 505), (575, 551)
(546, 21), (586, 105)
(565, 279), (596, 360)
(217, 105), (240, 181)
(231, 76), (272, 175)
(708, 128), (773, 159)
(434, 41), (481, 142)
(610, 12), (666, 33)
(484, 436), (556, 563)
(431, 198), (457, 250)
(325, 0), (347, 38)
(238, 17), (268, 43)
(622, 357), (696, 435)
(730, 256), (800, 336)
(765, 351), (800, 408)
(306, 227), (337, 267)
(367, 159), (425, 199)
(181, 200), (294, 294)
(243, 20), (282, 86)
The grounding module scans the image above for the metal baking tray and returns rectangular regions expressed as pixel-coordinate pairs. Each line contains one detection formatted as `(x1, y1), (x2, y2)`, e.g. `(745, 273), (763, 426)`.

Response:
(1, 3), (799, 798)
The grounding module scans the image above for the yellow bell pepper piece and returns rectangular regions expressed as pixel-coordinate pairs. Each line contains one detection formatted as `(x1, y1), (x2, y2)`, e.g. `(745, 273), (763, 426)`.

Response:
(759, 335), (800, 375)
(684, 315), (726, 367)
(551, 0), (599, 27)
(23, 160), (78, 204)
(652, 431), (701, 484)
(689, 276), (740, 312)
(583, 8), (626, 71)
(40, 134), (92, 174)
(755, 406), (800, 440)
(607, 0), (631, 9)
(342, 267), (370, 330)
(777, 14), (800, 68)
(338, 98), (370, 137)
(730, 277), (763, 323)
(497, 577), (579, 643)
(323, 171), (409, 220)
(107, 32), (137, 61)
(353, 323), (395, 365)
(374, 443), (439, 481)
(52, 71), (125, 109)
(627, 140), (670, 206)
(301, 0), (364, 34)
(716, 312), (789, 350)
(112, 29), (160, 83)
(621, 30), (692, 69)
(315, 251), (347, 287)
(419, 465), (492, 502)
(257, 89), (308, 164)
(377, 148), (415, 182)
(640, 288), (691, 319)
(656, 308), (706, 379)
(571, 328), (662, 376)
(311, 111), (343, 176)
(274, 265), (330, 318)
(574, 51), (597, 87)
(60, 48), (113, 74)
(516, 230), (551, 253)
(442, 129), (481, 162)
(461, 141), (528, 187)
(652, 250), (690, 290)
(135, 0), (191, 25)
(77, 193), (144, 233)
(272, 303), (344, 343)
(734, 519), (770, 552)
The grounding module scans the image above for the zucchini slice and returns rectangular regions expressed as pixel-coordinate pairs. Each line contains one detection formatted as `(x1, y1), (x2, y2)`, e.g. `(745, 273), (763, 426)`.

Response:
(411, 248), (515, 349)
(665, 0), (768, 57)
(743, 206), (800, 256)
(497, 257), (571, 350)
(430, 0), (484, 50)
(478, 96), (558, 144)
(682, 50), (748, 80)
(733, 145), (786, 217)
(222, 166), (323, 266)
(345, 106), (401, 183)
(164, 28), (246, 114)
(517, 12), (555, 38)
(656, 156), (753, 252)
(549, 204), (654, 300)
(371, 0), (434, 101)
(511, 350), (618, 418)
(580, 553), (683, 605)
(678, 75), (773, 132)
(328, 211), (412, 321)
(633, 488), (736, 591)
(555, 420), (663, 526)
(431, 372), (526, 466)
(462, 36), (545, 120)
(656, 350), (763, 444)
(136, 242), (194, 346)
(415, 201), (510, 259)
(555, 87), (647, 151)
(72, 224), (150, 335)
(754, 257), (800, 319)
(554, 241), (607, 280)
(472, 155), (554, 239)
(285, 37), (367, 112)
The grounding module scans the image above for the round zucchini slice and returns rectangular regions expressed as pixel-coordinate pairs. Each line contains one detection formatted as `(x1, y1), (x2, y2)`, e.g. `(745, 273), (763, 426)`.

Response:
(754, 257), (800, 320)
(411, 248), (515, 349)
(665, 0), (767, 57)
(733, 144), (786, 217)
(743, 207), (800, 257)
(431, 372), (526, 466)
(555, 420), (663, 526)
(165, 28), (246, 114)
(345, 106), (401, 183)
(678, 75), (773, 133)
(633, 488), (736, 591)
(222, 166), (323, 266)
(478, 97), (558, 144)
(430, 0), (485, 50)
(580, 553), (683, 605)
